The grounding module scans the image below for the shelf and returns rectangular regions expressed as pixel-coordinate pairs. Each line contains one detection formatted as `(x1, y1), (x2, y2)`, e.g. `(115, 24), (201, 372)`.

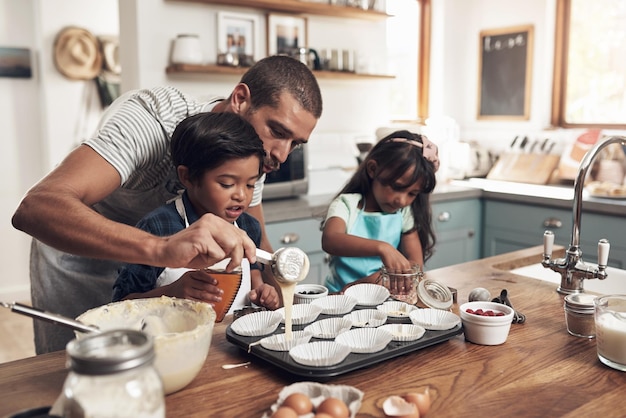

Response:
(166, 63), (395, 80)
(167, 0), (390, 21)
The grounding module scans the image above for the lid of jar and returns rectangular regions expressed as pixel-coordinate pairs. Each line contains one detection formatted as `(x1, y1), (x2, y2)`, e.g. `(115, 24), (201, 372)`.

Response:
(564, 293), (597, 311)
(66, 329), (155, 375)
(417, 279), (453, 310)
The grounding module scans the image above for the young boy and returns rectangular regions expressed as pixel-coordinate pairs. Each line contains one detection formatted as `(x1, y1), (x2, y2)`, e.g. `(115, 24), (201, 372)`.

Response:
(112, 112), (280, 313)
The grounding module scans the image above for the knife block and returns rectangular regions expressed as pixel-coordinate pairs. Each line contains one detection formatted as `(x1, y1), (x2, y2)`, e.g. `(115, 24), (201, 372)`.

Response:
(486, 153), (560, 184)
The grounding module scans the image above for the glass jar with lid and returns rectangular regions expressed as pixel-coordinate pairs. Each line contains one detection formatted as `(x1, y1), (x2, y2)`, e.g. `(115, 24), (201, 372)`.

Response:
(564, 293), (596, 338)
(62, 329), (165, 418)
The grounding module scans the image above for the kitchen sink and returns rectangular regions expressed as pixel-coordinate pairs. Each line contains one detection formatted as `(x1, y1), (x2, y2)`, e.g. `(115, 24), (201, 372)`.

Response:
(510, 263), (626, 294)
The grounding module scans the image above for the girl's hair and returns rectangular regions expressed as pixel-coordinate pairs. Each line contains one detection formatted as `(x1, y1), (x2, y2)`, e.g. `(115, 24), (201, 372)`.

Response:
(337, 130), (437, 261)
(170, 112), (265, 183)
(239, 55), (323, 118)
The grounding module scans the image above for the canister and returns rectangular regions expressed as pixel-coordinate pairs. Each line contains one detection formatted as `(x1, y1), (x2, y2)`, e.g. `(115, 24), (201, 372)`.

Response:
(417, 278), (453, 310)
(61, 330), (165, 417)
(564, 293), (596, 338)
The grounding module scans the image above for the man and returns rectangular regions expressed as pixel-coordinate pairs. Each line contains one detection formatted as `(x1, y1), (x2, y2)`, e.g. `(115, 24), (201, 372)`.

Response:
(12, 56), (323, 354)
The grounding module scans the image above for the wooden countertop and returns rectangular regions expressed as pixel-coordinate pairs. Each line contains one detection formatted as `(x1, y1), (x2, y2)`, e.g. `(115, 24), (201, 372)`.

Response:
(2, 247), (625, 417)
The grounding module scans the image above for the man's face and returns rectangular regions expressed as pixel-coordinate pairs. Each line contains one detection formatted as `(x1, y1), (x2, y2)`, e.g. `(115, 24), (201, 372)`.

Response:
(243, 92), (317, 174)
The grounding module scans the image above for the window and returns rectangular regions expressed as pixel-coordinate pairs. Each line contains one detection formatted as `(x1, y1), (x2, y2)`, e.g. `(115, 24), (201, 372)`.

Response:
(553, 0), (626, 127)
(386, 0), (430, 122)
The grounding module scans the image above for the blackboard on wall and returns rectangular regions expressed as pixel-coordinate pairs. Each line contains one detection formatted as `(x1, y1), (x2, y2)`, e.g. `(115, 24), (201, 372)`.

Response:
(477, 25), (533, 120)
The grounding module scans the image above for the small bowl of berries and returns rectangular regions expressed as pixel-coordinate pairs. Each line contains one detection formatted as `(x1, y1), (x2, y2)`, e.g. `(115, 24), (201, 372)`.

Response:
(459, 301), (514, 345)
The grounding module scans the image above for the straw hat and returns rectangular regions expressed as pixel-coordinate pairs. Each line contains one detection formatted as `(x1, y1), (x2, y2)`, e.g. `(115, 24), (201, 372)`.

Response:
(99, 35), (121, 76)
(54, 26), (103, 80)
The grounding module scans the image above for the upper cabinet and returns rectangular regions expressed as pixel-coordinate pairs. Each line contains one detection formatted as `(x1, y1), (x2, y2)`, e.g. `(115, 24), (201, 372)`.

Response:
(168, 0), (390, 21)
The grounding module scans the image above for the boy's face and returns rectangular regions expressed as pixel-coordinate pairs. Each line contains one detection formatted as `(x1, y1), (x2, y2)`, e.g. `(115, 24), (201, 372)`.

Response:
(185, 156), (261, 223)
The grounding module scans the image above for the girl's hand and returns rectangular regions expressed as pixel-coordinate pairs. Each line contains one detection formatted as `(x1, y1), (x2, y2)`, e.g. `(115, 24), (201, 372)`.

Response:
(378, 242), (413, 271)
(248, 284), (280, 310)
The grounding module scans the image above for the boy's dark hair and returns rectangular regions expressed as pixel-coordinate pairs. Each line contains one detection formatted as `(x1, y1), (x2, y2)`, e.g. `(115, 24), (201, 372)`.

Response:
(170, 112), (265, 183)
(240, 55), (323, 119)
(338, 130), (437, 261)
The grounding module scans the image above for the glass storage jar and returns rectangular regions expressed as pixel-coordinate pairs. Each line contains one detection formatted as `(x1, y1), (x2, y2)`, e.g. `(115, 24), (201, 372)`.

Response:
(564, 293), (596, 338)
(62, 329), (165, 418)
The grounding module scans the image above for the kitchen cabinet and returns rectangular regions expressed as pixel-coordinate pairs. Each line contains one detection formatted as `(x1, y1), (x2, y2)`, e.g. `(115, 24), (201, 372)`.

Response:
(426, 198), (482, 270)
(483, 199), (626, 268)
(266, 217), (329, 285)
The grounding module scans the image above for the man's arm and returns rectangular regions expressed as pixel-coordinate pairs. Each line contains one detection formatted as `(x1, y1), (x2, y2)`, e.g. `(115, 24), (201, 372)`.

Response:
(12, 145), (255, 270)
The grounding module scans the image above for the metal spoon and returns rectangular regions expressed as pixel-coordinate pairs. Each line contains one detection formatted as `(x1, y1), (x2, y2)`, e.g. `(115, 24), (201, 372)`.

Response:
(256, 247), (310, 284)
(1, 301), (100, 334)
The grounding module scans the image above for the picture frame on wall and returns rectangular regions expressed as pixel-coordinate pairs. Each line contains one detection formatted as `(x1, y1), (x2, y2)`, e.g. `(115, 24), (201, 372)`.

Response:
(217, 11), (260, 60)
(477, 24), (533, 120)
(267, 13), (308, 56)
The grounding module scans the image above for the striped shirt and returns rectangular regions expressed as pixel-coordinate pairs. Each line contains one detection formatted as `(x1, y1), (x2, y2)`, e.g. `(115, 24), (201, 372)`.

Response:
(83, 86), (265, 226)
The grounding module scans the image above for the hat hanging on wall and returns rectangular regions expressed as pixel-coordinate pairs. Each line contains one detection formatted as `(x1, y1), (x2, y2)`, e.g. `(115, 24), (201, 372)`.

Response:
(98, 35), (121, 76)
(53, 26), (103, 80)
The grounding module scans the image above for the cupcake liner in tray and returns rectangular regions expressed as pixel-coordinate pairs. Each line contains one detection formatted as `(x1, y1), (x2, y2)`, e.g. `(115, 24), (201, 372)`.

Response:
(226, 306), (463, 380)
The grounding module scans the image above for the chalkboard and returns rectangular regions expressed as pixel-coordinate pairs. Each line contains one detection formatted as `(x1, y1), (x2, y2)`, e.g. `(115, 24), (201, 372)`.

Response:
(478, 25), (533, 120)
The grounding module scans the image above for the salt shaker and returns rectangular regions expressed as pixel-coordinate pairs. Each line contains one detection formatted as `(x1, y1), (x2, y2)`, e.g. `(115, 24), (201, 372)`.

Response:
(61, 330), (165, 418)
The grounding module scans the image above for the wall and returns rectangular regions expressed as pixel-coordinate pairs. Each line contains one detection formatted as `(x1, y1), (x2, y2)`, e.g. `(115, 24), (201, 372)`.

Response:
(2, 0), (567, 300)
(0, 0), (118, 301)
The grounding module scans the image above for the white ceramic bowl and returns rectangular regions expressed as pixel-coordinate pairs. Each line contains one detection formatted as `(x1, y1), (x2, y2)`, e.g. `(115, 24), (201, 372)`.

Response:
(343, 309), (387, 328)
(289, 341), (351, 367)
(304, 317), (353, 339)
(459, 301), (514, 345)
(312, 294), (358, 315)
(76, 296), (215, 395)
(409, 308), (461, 331)
(335, 327), (393, 353)
(344, 283), (390, 306)
(277, 303), (322, 325)
(294, 284), (329, 304)
(230, 310), (282, 337)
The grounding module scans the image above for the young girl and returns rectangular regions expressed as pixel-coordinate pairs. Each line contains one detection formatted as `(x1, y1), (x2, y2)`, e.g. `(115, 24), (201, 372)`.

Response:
(112, 112), (280, 314)
(322, 130), (437, 293)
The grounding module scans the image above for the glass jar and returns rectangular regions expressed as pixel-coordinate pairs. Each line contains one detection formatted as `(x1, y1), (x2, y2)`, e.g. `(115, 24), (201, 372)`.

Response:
(564, 293), (596, 338)
(62, 330), (165, 418)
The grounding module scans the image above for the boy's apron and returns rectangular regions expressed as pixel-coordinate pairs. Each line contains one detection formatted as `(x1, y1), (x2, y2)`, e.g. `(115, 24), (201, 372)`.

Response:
(156, 196), (251, 313)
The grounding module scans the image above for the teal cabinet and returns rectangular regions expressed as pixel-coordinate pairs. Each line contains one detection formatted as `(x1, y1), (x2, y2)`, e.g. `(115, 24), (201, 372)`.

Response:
(426, 199), (483, 270)
(483, 200), (626, 268)
(266, 218), (329, 285)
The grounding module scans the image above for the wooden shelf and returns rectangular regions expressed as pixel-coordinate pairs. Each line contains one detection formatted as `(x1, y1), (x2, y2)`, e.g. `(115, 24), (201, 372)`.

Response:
(166, 63), (395, 79)
(167, 0), (390, 21)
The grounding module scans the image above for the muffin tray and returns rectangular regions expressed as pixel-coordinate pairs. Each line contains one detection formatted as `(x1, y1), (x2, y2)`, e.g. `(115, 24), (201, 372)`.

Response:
(225, 309), (463, 380)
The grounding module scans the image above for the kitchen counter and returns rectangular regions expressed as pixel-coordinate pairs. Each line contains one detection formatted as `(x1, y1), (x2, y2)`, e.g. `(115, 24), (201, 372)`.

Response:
(263, 178), (625, 225)
(2, 247), (626, 417)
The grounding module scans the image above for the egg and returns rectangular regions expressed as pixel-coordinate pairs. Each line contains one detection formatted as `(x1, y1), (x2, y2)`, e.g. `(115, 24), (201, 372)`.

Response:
(271, 406), (299, 418)
(316, 397), (350, 418)
(314, 414), (335, 418)
(402, 388), (431, 416)
(282, 392), (313, 415)
(468, 287), (491, 302)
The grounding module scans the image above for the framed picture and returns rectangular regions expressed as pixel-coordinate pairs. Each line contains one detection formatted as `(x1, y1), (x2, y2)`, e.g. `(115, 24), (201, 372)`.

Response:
(477, 25), (533, 120)
(217, 11), (260, 59)
(0, 47), (32, 78)
(267, 13), (308, 56)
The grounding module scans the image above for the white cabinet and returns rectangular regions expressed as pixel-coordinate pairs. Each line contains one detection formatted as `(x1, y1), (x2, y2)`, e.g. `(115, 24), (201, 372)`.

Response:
(426, 199), (483, 270)
(266, 218), (329, 285)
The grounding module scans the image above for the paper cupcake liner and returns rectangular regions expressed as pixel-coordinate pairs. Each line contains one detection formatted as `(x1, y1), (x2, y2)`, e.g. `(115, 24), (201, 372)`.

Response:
(304, 317), (353, 339)
(335, 327), (393, 353)
(409, 308), (460, 330)
(379, 323), (426, 342)
(344, 283), (390, 306)
(289, 341), (351, 367)
(343, 309), (387, 328)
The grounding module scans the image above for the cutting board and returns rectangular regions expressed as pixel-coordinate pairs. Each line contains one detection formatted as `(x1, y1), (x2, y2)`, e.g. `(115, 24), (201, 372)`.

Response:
(486, 153), (560, 184)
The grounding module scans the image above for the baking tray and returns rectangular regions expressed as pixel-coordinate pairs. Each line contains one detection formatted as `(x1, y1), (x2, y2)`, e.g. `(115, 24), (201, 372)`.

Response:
(225, 311), (463, 380)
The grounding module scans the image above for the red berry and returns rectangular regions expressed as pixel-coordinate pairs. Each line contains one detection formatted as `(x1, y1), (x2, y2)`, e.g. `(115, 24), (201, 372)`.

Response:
(475, 309), (484, 315)
(466, 309), (474, 314)
(496, 312), (505, 316)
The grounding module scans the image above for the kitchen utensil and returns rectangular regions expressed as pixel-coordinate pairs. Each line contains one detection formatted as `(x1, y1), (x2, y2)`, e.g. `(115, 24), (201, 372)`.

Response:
(256, 247), (310, 284)
(1, 301), (100, 334)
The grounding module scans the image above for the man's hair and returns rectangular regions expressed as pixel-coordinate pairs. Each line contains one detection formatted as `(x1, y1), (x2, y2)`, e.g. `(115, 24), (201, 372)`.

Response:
(170, 112), (265, 182)
(240, 55), (323, 118)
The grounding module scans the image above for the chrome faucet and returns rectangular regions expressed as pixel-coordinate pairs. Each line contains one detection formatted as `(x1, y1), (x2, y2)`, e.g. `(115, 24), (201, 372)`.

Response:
(541, 135), (626, 294)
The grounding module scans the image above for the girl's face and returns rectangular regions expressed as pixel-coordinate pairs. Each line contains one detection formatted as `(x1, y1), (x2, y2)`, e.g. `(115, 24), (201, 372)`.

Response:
(183, 156), (261, 223)
(365, 163), (423, 214)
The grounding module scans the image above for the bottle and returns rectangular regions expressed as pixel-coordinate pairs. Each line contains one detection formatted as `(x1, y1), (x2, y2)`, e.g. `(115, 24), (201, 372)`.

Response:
(62, 330), (165, 418)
